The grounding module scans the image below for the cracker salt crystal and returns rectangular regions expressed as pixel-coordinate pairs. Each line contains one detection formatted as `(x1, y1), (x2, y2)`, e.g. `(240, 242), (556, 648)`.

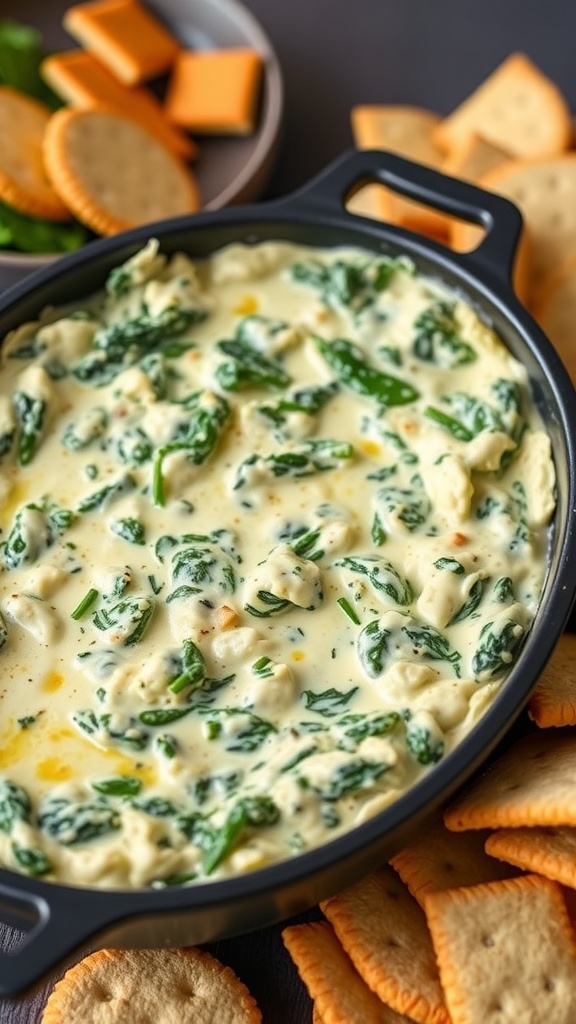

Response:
(40, 946), (262, 1024)
(424, 874), (576, 1024)
(390, 818), (518, 907)
(444, 729), (576, 831)
(282, 920), (410, 1024)
(320, 866), (449, 1024)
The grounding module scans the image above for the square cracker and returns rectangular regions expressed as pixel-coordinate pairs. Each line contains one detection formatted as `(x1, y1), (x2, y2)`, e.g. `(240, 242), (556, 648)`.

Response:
(424, 874), (576, 1024)
(282, 920), (410, 1024)
(350, 104), (449, 240)
(433, 52), (572, 159)
(528, 633), (576, 727)
(443, 729), (576, 831)
(485, 825), (576, 889)
(320, 866), (449, 1024)
(391, 818), (518, 906)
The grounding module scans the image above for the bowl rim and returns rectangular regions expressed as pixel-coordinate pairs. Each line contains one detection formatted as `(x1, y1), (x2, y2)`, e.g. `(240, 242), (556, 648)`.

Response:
(0, 163), (574, 994)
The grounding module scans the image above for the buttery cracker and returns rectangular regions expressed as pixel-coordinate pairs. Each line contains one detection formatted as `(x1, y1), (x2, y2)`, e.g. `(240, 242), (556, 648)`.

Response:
(43, 107), (200, 237)
(64, 0), (180, 86)
(433, 53), (572, 159)
(485, 825), (576, 889)
(42, 50), (196, 160)
(440, 134), (510, 183)
(424, 874), (576, 1024)
(390, 818), (518, 906)
(41, 946), (262, 1024)
(350, 104), (448, 239)
(531, 260), (576, 386)
(0, 85), (70, 221)
(320, 866), (449, 1024)
(450, 154), (576, 299)
(282, 920), (410, 1024)
(444, 729), (576, 831)
(351, 105), (443, 165)
(346, 184), (390, 223)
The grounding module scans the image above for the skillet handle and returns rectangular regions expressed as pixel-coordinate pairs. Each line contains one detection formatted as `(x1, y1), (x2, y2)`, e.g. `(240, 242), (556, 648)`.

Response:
(0, 876), (115, 996)
(280, 148), (523, 290)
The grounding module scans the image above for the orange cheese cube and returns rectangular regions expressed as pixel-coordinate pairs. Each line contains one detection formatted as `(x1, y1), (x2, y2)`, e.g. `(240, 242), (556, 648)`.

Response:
(42, 49), (196, 160)
(63, 0), (180, 86)
(165, 48), (263, 135)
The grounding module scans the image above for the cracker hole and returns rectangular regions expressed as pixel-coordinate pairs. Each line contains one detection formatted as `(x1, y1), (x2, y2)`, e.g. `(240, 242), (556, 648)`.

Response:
(542, 977), (556, 993)
(482, 934), (495, 948)
(386, 937), (401, 949)
(442, 861), (456, 873)
(175, 985), (197, 998)
(93, 985), (114, 1003)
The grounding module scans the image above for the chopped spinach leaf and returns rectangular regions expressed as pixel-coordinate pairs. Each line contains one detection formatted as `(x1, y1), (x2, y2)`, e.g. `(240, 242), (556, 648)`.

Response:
(302, 686), (358, 717)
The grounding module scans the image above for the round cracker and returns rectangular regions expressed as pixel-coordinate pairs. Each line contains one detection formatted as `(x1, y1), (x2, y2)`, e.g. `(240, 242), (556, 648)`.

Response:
(43, 107), (201, 237)
(41, 946), (262, 1024)
(0, 85), (70, 221)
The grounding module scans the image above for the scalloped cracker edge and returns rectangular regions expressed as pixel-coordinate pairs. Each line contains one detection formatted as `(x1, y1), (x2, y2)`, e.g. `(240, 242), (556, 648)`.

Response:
(282, 920), (410, 1024)
(43, 107), (200, 237)
(424, 873), (576, 1024)
(40, 946), (262, 1024)
(444, 729), (576, 831)
(0, 86), (70, 221)
(320, 866), (449, 1024)
(390, 819), (518, 906)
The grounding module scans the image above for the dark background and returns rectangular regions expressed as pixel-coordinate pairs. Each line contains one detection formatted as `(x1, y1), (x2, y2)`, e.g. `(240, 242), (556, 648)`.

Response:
(1, 1), (576, 1021)
(246, 0), (576, 200)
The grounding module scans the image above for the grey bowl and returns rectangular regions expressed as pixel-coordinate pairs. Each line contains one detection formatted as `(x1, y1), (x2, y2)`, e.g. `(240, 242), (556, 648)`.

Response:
(0, 0), (284, 291)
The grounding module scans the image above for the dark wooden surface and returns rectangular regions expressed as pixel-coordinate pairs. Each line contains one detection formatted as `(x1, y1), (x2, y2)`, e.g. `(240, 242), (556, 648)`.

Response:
(1, 0), (576, 1020)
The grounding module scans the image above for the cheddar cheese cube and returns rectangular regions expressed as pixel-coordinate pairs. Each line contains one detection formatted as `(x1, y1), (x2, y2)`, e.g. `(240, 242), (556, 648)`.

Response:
(63, 0), (180, 86)
(165, 48), (263, 135)
(42, 49), (196, 160)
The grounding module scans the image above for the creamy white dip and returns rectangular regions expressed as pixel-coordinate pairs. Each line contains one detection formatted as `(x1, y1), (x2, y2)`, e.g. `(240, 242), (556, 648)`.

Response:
(0, 239), (555, 888)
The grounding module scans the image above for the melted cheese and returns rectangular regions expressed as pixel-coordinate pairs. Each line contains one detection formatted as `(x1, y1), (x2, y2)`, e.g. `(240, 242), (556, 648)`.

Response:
(0, 239), (554, 889)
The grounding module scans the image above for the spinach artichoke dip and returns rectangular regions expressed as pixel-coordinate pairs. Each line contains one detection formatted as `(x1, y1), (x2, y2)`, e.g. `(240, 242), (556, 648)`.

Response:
(0, 239), (555, 889)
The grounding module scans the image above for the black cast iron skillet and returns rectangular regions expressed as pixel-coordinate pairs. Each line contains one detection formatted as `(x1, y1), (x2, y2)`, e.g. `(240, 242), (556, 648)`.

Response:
(0, 149), (575, 997)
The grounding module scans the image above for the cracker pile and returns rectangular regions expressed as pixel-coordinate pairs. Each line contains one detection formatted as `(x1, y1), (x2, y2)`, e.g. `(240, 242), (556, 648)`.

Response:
(0, 0), (263, 243)
(283, 633), (576, 1023)
(350, 53), (576, 385)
